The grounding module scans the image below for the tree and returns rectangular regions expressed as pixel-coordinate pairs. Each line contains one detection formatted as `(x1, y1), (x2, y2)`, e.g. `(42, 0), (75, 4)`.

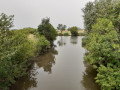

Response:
(38, 18), (57, 43)
(68, 26), (78, 36)
(0, 13), (14, 35)
(82, 0), (116, 34)
(86, 18), (120, 67)
(57, 24), (67, 34)
(82, 2), (96, 34)
(68, 26), (78, 31)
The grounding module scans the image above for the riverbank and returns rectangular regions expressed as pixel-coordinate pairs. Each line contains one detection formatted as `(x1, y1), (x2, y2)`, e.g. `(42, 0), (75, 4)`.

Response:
(10, 36), (100, 90)
(0, 28), (50, 89)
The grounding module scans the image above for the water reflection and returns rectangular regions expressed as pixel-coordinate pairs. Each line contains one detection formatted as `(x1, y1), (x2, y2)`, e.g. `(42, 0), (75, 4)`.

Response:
(81, 61), (100, 90)
(70, 36), (78, 45)
(10, 63), (38, 90)
(57, 36), (66, 46)
(35, 48), (58, 74)
(10, 36), (100, 90)
(10, 48), (58, 90)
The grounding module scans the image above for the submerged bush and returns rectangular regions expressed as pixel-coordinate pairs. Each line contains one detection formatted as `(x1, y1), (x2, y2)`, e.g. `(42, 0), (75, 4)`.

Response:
(36, 35), (50, 54)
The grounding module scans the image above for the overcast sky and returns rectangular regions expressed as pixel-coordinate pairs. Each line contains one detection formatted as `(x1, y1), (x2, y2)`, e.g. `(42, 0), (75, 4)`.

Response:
(0, 0), (94, 29)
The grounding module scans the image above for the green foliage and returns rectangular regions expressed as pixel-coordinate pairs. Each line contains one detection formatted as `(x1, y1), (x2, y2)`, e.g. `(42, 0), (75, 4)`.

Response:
(68, 26), (78, 36)
(64, 33), (69, 36)
(38, 18), (57, 43)
(84, 18), (120, 90)
(36, 35), (50, 54)
(0, 32), (36, 89)
(0, 13), (50, 89)
(71, 30), (78, 36)
(82, 1), (95, 33)
(57, 24), (67, 34)
(0, 30), (50, 89)
(82, 36), (89, 47)
(0, 13), (14, 34)
(82, 0), (120, 34)
(86, 18), (120, 66)
(83, 0), (120, 89)
(68, 26), (78, 31)
(96, 65), (120, 90)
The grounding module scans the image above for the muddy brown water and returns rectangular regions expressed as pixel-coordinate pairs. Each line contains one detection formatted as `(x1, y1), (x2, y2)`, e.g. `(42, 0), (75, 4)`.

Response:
(10, 36), (100, 90)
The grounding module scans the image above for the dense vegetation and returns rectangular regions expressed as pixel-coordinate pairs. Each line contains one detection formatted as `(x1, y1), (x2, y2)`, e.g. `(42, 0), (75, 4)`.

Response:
(82, 0), (120, 89)
(68, 26), (78, 36)
(0, 13), (51, 89)
(38, 18), (57, 44)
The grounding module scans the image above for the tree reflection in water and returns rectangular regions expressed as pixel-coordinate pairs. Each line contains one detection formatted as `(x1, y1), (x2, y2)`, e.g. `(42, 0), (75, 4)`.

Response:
(35, 48), (58, 74)
(10, 48), (58, 90)
(70, 36), (78, 45)
(10, 62), (38, 90)
(81, 61), (100, 90)
(57, 36), (66, 46)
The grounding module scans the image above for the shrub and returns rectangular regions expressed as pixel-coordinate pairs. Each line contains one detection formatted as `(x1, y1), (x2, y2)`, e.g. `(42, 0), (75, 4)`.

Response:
(0, 32), (36, 89)
(70, 29), (78, 36)
(0, 29), (50, 89)
(68, 26), (78, 36)
(36, 35), (50, 54)
(64, 33), (69, 36)
(96, 65), (120, 90)
(82, 36), (89, 47)
(85, 18), (120, 66)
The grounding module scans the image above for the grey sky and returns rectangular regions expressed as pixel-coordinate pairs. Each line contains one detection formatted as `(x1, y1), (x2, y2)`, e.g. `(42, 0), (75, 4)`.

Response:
(0, 0), (94, 29)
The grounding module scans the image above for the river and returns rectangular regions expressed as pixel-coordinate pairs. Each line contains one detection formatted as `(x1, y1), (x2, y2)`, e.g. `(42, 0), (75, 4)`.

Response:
(10, 36), (100, 90)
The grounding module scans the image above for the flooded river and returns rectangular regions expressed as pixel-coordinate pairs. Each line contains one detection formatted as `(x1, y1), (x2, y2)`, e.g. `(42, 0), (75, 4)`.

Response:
(11, 36), (100, 90)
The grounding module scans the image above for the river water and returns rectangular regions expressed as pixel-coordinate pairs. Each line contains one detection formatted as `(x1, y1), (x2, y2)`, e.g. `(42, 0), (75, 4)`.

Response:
(11, 36), (100, 90)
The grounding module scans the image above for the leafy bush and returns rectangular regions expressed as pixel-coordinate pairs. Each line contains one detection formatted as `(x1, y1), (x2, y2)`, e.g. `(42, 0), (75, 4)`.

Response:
(0, 32), (36, 89)
(0, 13), (50, 89)
(85, 18), (120, 67)
(68, 26), (78, 31)
(84, 18), (120, 90)
(64, 33), (69, 36)
(96, 65), (120, 90)
(70, 29), (78, 36)
(82, 1), (120, 89)
(82, 36), (89, 47)
(36, 35), (50, 54)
